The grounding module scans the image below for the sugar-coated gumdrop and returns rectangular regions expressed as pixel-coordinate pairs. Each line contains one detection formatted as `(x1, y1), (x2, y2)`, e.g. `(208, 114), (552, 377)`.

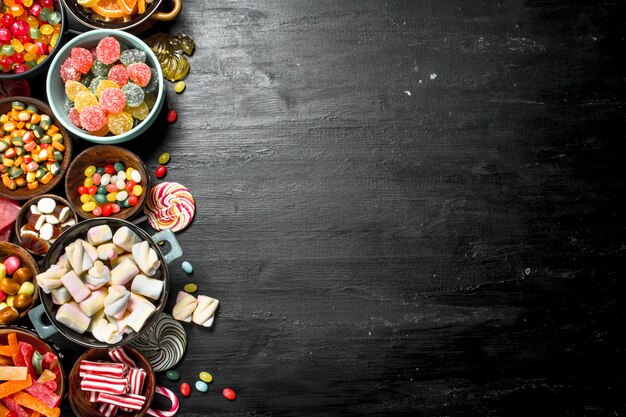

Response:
(126, 101), (149, 120)
(91, 60), (112, 77)
(108, 64), (129, 87)
(142, 67), (159, 94)
(60, 58), (81, 82)
(64, 98), (73, 112)
(119, 49), (146, 66)
(89, 76), (106, 94)
(100, 88), (126, 114)
(121, 82), (145, 107)
(79, 105), (108, 132)
(81, 72), (94, 87)
(108, 111), (133, 135)
(144, 93), (156, 110)
(127, 63), (152, 88)
(96, 36), (121, 65)
(65, 80), (89, 101)
(70, 47), (94, 74)
(74, 90), (99, 112)
(95, 79), (120, 98)
(90, 124), (110, 137)
(69, 107), (82, 128)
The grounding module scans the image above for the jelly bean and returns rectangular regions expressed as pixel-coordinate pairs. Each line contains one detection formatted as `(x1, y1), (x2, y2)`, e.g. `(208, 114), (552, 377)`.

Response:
(3, 257), (21, 276)
(166, 370), (180, 381)
(111, 204), (121, 213)
(101, 173), (111, 185)
(84, 165), (96, 177)
(223, 388), (236, 401)
(106, 192), (117, 202)
(78, 185), (88, 195)
(116, 191), (128, 201)
(155, 165), (167, 178)
(174, 81), (186, 94)
(93, 206), (103, 216)
(84, 177), (94, 187)
(195, 381), (208, 392)
(88, 185), (98, 195)
(116, 179), (126, 190)
(132, 185), (143, 196)
(92, 173), (102, 185)
(114, 161), (125, 172)
(184, 283), (197, 293)
(131, 169), (142, 183)
(199, 372), (212, 383)
(98, 185), (107, 194)
(96, 167), (105, 175)
(128, 195), (138, 207)
(106, 184), (118, 193)
(80, 194), (91, 204)
(82, 202), (96, 212)
(159, 152), (171, 164)
(95, 194), (107, 204)
(180, 382), (191, 397)
(117, 171), (127, 181)
(167, 110), (178, 123)
(182, 261), (193, 274)
(104, 165), (115, 175)
(102, 204), (113, 217)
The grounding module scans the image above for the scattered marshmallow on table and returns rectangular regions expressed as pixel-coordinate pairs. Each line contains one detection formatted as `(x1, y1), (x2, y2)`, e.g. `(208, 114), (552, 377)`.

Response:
(192, 295), (220, 327)
(172, 291), (197, 323)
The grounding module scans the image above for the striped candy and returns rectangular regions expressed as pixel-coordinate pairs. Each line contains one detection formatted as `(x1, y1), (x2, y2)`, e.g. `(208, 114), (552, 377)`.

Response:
(98, 393), (146, 410)
(80, 374), (128, 395)
(147, 386), (180, 417)
(79, 360), (127, 378)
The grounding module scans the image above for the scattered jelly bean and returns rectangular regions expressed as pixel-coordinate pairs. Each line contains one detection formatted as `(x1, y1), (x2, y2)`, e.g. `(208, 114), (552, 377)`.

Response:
(158, 152), (171, 164)
(184, 283), (197, 293)
(223, 388), (236, 401)
(155, 165), (167, 178)
(174, 81), (186, 93)
(166, 370), (180, 381)
(180, 382), (191, 397)
(181, 261), (193, 274)
(199, 372), (212, 383)
(167, 109), (177, 123)
(195, 381), (208, 392)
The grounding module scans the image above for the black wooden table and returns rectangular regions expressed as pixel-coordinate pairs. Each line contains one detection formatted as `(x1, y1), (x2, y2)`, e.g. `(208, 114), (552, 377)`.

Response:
(18, 0), (626, 415)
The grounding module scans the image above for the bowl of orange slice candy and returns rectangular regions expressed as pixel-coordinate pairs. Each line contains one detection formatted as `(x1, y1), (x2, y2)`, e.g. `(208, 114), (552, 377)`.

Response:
(62, 0), (182, 33)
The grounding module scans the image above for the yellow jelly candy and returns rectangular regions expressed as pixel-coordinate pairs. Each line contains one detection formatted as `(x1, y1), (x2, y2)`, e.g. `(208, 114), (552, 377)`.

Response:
(74, 91), (99, 112)
(132, 185), (143, 196)
(40, 24), (54, 35)
(50, 33), (60, 48)
(82, 202), (96, 212)
(125, 101), (149, 121)
(95, 80), (120, 98)
(65, 80), (89, 101)
(26, 16), (38, 28)
(107, 111), (133, 136)
(91, 124), (110, 137)
(106, 192), (118, 202)
(80, 194), (91, 204)
(10, 39), (24, 53)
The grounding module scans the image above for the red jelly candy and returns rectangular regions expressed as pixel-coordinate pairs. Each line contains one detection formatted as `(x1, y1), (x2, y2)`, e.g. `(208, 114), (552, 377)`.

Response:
(102, 204), (113, 217)
(60, 58), (81, 82)
(108, 64), (129, 87)
(79, 106), (107, 132)
(69, 107), (82, 128)
(223, 388), (236, 401)
(167, 110), (177, 123)
(96, 36), (121, 65)
(70, 47), (93, 74)
(155, 165), (167, 178)
(111, 204), (121, 213)
(127, 63), (152, 87)
(180, 383), (191, 397)
(77, 186), (88, 195)
(99, 88), (126, 114)
(92, 206), (102, 217)
(88, 186), (98, 195)
(128, 195), (138, 206)
(104, 164), (115, 175)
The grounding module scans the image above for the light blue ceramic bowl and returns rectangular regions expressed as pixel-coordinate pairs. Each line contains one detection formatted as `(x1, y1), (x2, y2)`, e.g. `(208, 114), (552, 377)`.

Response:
(45, 29), (164, 144)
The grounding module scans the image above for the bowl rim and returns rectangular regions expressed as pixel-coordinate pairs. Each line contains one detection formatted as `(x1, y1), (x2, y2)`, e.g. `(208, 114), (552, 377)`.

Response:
(60, 0), (164, 31)
(0, 96), (73, 201)
(45, 29), (164, 144)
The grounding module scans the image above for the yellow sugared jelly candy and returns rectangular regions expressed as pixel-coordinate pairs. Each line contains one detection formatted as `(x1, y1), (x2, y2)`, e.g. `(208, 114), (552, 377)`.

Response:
(125, 101), (149, 121)
(74, 91), (99, 112)
(95, 80), (120, 98)
(107, 111), (133, 136)
(65, 80), (89, 101)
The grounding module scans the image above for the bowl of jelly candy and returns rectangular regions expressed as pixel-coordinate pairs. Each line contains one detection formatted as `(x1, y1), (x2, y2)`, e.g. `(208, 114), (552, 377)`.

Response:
(62, 0), (181, 34)
(0, 0), (66, 79)
(46, 29), (164, 144)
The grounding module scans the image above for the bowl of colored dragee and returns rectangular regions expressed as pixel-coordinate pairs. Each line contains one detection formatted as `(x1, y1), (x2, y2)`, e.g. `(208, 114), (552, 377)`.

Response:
(46, 29), (164, 144)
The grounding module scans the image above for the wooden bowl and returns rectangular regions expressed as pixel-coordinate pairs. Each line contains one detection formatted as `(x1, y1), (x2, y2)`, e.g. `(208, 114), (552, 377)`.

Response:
(69, 346), (156, 417)
(15, 194), (79, 256)
(64, 145), (150, 220)
(0, 241), (40, 322)
(0, 97), (73, 201)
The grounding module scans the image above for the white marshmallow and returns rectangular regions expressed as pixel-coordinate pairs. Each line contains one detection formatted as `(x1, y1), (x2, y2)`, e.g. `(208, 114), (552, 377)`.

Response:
(110, 257), (139, 286)
(172, 291), (197, 323)
(131, 241), (160, 276)
(36, 265), (66, 293)
(127, 292), (150, 312)
(130, 274), (163, 300)
(56, 302), (91, 334)
(104, 285), (130, 319)
(86, 261), (111, 290)
(51, 286), (72, 305)
(110, 253), (133, 269)
(87, 225), (113, 246)
(79, 288), (108, 317)
(112, 226), (142, 252)
(81, 240), (98, 263)
(192, 295), (219, 327)
(61, 270), (91, 303)
(92, 317), (123, 344)
(56, 253), (70, 270)
(65, 240), (93, 275)
(125, 301), (156, 332)
(97, 243), (124, 261)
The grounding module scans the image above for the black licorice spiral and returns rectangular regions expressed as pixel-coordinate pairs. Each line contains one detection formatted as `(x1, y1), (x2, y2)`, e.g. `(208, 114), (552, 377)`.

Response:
(130, 313), (187, 372)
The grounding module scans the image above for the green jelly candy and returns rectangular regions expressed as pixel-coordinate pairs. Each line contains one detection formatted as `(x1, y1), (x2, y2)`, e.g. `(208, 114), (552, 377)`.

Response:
(98, 185), (107, 194)
(95, 194), (107, 204)
(91, 61), (112, 77)
(28, 27), (40, 39)
(96, 167), (105, 175)
(32, 351), (43, 375)
(39, 7), (51, 21)
(114, 161), (125, 173)
(166, 370), (180, 381)
(158, 152), (170, 164)
(122, 82), (145, 107)
(49, 11), (61, 24)
(1, 45), (14, 55)
(120, 49), (146, 66)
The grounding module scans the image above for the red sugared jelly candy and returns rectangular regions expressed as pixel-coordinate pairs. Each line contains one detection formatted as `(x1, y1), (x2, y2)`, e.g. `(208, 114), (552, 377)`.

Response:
(69, 107), (82, 128)
(60, 58), (81, 82)
(96, 36), (121, 65)
(99, 88), (126, 115)
(79, 106), (107, 132)
(127, 63), (151, 87)
(108, 64), (129, 87)
(70, 47), (94, 74)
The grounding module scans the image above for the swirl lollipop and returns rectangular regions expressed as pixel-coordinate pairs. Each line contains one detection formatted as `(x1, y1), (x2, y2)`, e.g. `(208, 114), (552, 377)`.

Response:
(144, 182), (195, 232)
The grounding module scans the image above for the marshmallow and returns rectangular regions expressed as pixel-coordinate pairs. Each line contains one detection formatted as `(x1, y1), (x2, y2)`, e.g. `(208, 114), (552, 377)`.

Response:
(110, 253), (133, 268)
(192, 295), (219, 327)
(92, 317), (124, 344)
(51, 286), (72, 305)
(37, 197), (56, 214)
(112, 226), (142, 252)
(79, 288), (108, 317)
(88, 309), (105, 332)
(81, 240), (99, 263)
(56, 253), (70, 270)
(61, 270), (91, 303)
(86, 261), (111, 290)
(104, 285), (130, 319)
(130, 274), (163, 300)
(87, 225), (113, 246)
(125, 301), (155, 332)
(56, 302), (91, 334)
(97, 243), (125, 261)
(172, 291), (197, 323)
(110, 258), (139, 286)
(36, 265), (66, 293)
(131, 241), (160, 276)
(65, 240), (93, 275)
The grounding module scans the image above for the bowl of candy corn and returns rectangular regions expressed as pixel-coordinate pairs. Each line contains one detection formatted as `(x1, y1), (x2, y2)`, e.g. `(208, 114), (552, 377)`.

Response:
(0, 0), (66, 79)
(0, 327), (65, 416)
(46, 29), (164, 144)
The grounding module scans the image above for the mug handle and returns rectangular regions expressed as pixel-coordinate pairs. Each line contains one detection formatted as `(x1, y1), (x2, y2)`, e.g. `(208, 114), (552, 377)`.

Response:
(152, 228), (183, 264)
(151, 0), (182, 21)
(28, 304), (59, 339)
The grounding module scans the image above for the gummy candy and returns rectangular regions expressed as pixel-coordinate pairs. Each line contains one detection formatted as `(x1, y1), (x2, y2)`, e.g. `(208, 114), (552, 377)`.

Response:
(69, 107), (82, 128)
(65, 80), (89, 101)
(99, 88), (126, 114)
(96, 36), (121, 65)
(127, 62), (151, 87)
(91, 60), (112, 77)
(144, 93), (156, 110)
(120, 49), (146, 66)
(108, 64), (129, 87)
(107, 111), (133, 135)
(60, 58), (81, 82)
(94, 79), (119, 98)
(89, 76), (106, 94)
(142, 67), (159, 94)
(79, 105), (107, 132)
(126, 101), (149, 120)
(145, 32), (194, 82)
(70, 47), (93, 74)
(81, 72), (94, 87)
(121, 82), (145, 107)
(74, 90), (99, 112)
(90, 124), (110, 136)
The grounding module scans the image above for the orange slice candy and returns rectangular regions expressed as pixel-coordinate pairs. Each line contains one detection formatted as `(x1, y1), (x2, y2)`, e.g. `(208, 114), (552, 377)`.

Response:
(117, 0), (137, 15)
(91, 0), (127, 18)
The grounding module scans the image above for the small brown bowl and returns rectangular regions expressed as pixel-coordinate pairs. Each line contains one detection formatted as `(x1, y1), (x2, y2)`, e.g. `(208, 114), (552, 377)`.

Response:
(64, 145), (150, 220)
(15, 194), (79, 256)
(0, 97), (73, 201)
(69, 346), (156, 417)
(0, 241), (40, 322)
